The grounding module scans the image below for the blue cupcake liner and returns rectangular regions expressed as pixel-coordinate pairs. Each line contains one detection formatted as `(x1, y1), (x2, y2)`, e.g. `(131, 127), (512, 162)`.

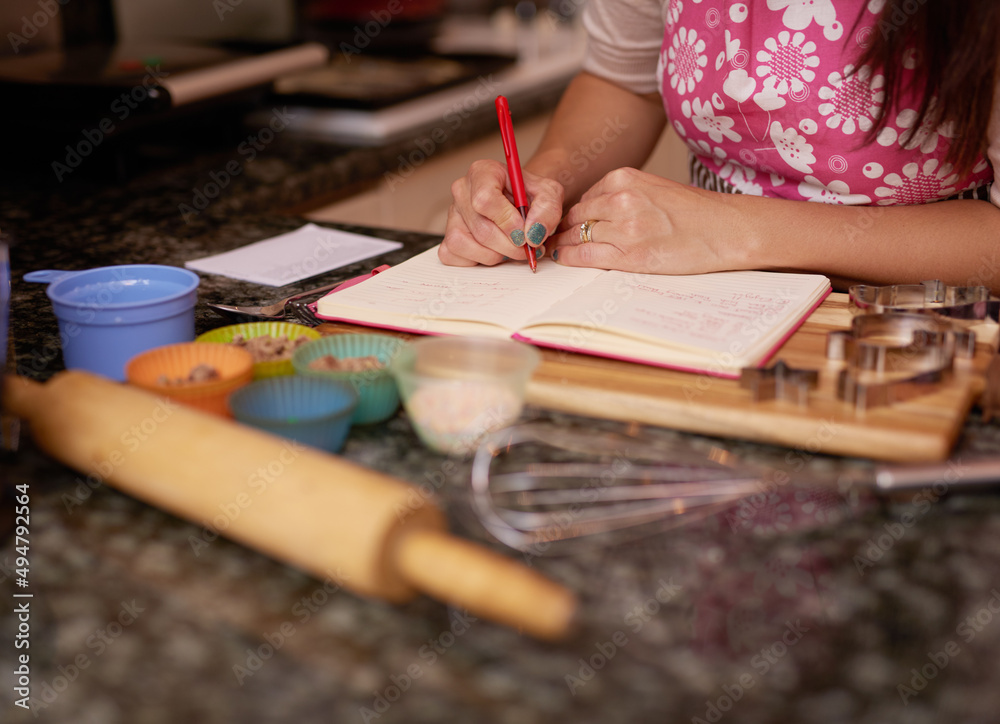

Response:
(229, 376), (358, 452)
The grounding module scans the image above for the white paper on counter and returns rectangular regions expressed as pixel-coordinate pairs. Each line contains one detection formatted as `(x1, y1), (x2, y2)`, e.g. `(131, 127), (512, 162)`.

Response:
(185, 223), (403, 286)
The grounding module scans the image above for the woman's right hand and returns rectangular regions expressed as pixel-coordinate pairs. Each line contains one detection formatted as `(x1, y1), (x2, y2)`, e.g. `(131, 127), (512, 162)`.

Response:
(439, 159), (564, 267)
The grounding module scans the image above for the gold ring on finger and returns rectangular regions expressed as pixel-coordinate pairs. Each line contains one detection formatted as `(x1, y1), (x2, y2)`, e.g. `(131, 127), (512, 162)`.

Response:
(580, 219), (599, 244)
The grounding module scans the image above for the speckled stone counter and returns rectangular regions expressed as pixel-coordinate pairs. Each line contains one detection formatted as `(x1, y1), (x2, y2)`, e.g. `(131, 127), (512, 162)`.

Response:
(4, 101), (1000, 724)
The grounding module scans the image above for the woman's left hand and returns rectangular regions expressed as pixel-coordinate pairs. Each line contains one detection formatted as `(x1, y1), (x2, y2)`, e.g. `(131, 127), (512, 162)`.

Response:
(548, 167), (752, 275)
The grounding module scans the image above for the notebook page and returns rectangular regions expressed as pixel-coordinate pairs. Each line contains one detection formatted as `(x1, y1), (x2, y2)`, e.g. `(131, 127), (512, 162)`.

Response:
(523, 269), (830, 357)
(317, 246), (604, 333)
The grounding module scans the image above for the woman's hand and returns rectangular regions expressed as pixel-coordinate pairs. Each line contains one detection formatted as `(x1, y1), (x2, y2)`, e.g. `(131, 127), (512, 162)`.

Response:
(439, 159), (565, 267)
(548, 167), (751, 275)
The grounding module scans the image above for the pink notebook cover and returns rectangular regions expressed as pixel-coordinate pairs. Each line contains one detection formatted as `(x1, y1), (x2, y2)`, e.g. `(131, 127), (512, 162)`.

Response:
(313, 269), (832, 379)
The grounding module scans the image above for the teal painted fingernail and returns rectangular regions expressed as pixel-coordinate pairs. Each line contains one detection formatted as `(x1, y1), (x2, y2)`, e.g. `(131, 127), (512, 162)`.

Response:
(502, 255), (509, 261)
(551, 249), (559, 261)
(527, 223), (546, 247)
(510, 229), (526, 247)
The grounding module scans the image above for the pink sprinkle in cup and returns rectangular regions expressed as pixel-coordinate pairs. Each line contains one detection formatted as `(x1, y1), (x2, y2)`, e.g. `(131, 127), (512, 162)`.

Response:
(390, 337), (540, 456)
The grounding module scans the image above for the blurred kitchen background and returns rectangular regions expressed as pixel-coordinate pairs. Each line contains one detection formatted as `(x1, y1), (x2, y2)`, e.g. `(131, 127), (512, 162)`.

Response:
(0, 0), (685, 233)
(0, 0), (580, 51)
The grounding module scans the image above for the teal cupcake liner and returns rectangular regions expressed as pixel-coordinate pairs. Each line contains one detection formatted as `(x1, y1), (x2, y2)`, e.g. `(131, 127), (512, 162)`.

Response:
(291, 333), (407, 424)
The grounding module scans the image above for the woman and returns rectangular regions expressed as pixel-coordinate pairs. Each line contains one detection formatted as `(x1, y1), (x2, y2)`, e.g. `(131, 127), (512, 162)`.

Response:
(440, 0), (1000, 292)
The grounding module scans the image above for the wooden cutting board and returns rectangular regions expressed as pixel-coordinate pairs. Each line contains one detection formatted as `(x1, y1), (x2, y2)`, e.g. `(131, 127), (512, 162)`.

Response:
(316, 293), (997, 462)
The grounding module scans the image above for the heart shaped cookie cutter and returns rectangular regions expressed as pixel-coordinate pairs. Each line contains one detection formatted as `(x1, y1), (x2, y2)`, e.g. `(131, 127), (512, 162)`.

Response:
(826, 311), (978, 410)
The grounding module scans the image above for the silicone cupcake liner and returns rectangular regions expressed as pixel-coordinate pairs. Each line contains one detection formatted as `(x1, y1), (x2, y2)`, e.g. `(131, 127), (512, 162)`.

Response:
(229, 376), (358, 452)
(292, 333), (406, 424)
(197, 321), (321, 378)
(125, 342), (254, 417)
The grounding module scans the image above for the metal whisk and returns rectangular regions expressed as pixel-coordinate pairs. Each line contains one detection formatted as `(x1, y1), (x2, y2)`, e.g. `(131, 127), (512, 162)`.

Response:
(470, 424), (768, 552)
(470, 422), (1000, 554)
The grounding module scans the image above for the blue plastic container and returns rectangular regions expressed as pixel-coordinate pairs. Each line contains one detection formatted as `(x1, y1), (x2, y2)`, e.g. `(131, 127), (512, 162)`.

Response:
(229, 376), (358, 452)
(25, 265), (199, 381)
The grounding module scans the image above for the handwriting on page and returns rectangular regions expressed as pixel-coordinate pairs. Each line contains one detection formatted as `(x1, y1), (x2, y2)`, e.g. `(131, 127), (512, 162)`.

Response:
(529, 270), (817, 354)
(323, 248), (602, 331)
(615, 274), (808, 352)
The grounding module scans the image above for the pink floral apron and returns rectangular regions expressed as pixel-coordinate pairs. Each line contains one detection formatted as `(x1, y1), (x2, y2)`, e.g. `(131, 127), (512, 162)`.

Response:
(657, 0), (992, 204)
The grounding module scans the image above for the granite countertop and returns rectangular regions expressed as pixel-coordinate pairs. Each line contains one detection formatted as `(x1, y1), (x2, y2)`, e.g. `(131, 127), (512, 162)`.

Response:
(4, 91), (1000, 724)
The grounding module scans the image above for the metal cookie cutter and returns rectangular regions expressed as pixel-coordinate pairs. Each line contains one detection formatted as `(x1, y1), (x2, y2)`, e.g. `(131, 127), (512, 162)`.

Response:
(850, 280), (1000, 324)
(826, 312), (976, 410)
(739, 360), (819, 406)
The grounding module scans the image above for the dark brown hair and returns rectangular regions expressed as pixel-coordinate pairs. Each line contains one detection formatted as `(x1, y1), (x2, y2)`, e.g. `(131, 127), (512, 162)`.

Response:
(857, 0), (1000, 176)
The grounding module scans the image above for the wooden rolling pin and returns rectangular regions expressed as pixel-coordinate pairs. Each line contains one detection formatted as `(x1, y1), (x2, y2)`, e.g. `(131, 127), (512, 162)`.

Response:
(4, 371), (577, 641)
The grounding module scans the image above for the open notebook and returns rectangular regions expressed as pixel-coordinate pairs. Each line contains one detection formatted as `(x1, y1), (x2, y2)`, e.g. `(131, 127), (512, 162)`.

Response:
(315, 246), (831, 378)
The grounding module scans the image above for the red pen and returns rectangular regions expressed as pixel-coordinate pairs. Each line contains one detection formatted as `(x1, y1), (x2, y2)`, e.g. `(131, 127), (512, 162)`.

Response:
(495, 95), (537, 273)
